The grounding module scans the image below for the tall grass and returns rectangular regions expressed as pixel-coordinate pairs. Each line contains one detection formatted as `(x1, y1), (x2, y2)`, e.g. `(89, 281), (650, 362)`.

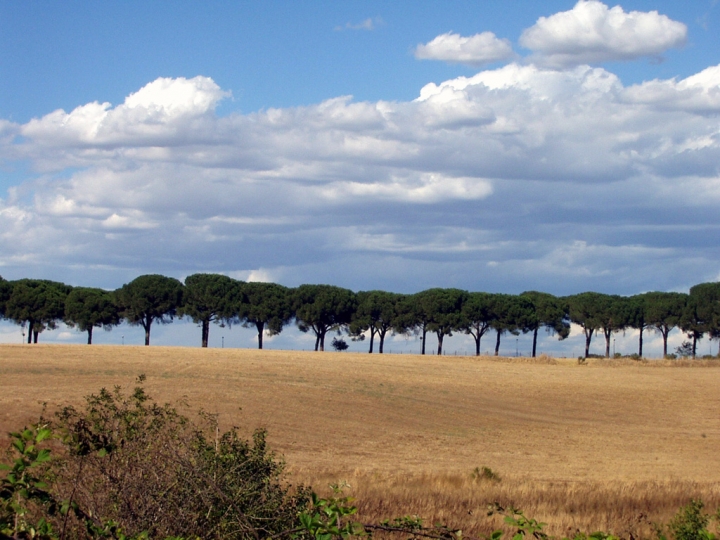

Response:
(295, 470), (720, 538)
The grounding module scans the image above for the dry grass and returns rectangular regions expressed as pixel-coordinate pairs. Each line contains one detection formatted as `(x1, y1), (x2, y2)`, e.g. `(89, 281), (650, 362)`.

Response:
(300, 471), (720, 538)
(2, 344), (720, 536)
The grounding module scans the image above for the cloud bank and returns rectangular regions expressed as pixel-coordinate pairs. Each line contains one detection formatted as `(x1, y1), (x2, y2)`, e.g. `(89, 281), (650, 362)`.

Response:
(2, 59), (720, 296)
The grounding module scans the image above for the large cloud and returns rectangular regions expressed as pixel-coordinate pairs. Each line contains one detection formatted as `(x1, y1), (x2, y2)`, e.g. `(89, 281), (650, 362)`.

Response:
(414, 32), (514, 66)
(1, 59), (720, 296)
(21, 76), (229, 149)
(520, 0), (687, 67)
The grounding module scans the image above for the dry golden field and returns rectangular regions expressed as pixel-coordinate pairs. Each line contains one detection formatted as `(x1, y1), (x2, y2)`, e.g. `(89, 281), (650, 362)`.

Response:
(1, 344), (720, 537)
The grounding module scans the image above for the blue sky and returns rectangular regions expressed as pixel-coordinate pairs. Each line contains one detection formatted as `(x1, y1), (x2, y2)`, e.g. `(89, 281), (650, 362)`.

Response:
(1, 1), (716, 122)
(1, 1), (720, 354)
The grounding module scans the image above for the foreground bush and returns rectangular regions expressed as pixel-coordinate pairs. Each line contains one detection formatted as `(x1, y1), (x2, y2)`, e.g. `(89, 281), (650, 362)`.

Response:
(1, 376), (309, 539)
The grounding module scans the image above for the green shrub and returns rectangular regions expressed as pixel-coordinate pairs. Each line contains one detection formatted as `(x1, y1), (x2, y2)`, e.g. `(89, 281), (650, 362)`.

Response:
(667, 499), (714, 540)
(1, 377), (309, 539)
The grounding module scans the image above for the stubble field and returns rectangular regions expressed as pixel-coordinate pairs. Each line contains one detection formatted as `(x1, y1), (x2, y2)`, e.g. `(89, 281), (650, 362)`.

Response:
(1, 344), (719, 537)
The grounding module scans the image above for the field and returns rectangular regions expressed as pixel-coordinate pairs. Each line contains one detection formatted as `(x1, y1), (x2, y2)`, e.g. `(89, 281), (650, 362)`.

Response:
(2, 344), (720, 537)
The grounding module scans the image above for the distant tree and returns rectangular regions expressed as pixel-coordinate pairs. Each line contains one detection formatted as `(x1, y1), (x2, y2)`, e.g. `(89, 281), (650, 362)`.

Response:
(520, 291), (570, 357)
(5, 279), (72, 343)
(675, 340), (695, 358)
(690, 282), (720, 355)
(490, 294), (534, 356)
(402, 291), (433, 355)
(643, 291), (687, 357)
(293, 285), (357, 351)
(64, 287), (121, 344)
(597, 295), (632, 358)
(115, 274), (184, 346)
(404, 288), (467, 355)
(679, 295), (705, 359)
(625, 294), (649, 357)
(180, 274), (241, 348)
(566, 292), (609, 359)
(237, 282), (294, 350)
(350, 291), (406, 354)
(0, 275), (11, 318)
(460, 292), (497, 356)
(427, 288), (468, 355)
(630, 292), (688, 358)
(331, 337), (349, 351)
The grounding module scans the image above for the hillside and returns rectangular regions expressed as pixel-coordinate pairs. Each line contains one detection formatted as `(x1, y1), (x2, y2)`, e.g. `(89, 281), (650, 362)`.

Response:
(1, 345), (717, 482)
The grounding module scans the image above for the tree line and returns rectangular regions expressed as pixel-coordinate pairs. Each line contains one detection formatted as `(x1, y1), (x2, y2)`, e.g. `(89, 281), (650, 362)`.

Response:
(0, 273), (718, 358)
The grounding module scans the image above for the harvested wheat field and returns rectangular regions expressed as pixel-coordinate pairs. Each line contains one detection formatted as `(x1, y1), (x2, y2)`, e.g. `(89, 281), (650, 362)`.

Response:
(2, 344), (720, 536)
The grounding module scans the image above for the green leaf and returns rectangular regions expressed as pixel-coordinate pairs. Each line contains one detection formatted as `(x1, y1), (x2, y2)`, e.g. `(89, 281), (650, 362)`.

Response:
(35, 428), (52, 443)
(34, 449), (52, 463)
(12, 438), (25, 454)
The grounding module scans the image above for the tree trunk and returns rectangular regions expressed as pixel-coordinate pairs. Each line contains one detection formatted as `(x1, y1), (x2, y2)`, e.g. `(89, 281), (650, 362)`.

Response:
(319, 329), (326, 351)
(494, 330), (501, 356)
(256, 322), (264, 349)
(33, 329), (39, 343)
(692, 334), (697, 359)
(436, 332), (444, 356)
(421, 327), (426, 355)
(604, 329), (611, 358)
(378, 328), (387, 354)
(27, 320), (34, 344)
(87, 327), (93, 345)
(143, 316), (152, 346)
(368, 328), (375, 353)
(638, 327), (643, 357)
(532, 327), (538, 358)
(201, 320), (209, 348)
(475, 332), (481, 356)
(584, 328), (593, 358)
(662, 327), (669, 357)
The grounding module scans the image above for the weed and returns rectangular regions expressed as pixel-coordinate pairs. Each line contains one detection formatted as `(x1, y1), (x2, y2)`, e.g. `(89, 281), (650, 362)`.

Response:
(472, 467), (501, 483)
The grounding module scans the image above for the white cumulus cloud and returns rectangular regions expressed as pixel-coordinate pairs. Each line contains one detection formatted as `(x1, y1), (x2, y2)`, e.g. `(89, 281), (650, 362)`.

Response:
(622, 65), (720, 114)
(21, 76), (229, 148)
(415, 32), (514, 66)
(519, 0), (687, 67)
(2, 63), (720, 294)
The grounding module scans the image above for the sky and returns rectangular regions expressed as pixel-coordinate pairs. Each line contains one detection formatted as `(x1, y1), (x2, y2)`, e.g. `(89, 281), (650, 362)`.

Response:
(0, 1), (719, 354)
